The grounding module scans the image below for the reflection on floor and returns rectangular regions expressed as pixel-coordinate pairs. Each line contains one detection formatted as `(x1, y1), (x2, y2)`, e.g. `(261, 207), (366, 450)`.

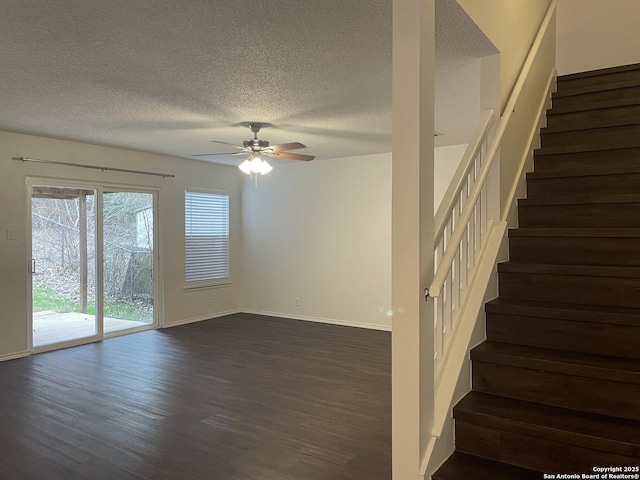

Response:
(33, 311), (151, 347)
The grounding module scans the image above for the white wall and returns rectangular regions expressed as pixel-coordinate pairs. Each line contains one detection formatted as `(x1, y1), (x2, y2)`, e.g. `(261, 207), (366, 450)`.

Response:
(457, 0), (555, 215)
(434, 144), (467, 213)
(557, 0), (640, 75)
(241, 153), (392, 330)
(0, 131), (243, 359)
(458, 0), (553, 106)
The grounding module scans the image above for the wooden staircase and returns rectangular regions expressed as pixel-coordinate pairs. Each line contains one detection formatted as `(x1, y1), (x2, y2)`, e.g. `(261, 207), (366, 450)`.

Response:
(433, 64), (640, 478)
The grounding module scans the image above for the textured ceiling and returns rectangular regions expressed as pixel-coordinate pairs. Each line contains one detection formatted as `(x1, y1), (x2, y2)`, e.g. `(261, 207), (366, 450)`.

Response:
(1, 0), (494, 166)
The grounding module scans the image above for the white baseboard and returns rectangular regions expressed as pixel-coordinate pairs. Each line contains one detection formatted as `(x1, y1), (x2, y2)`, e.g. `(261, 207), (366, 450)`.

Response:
(241, 309), (392, 332)
(162, 309), (241, 328)
(163, 309), (392, 332)
(0, 350), (30, 362)
(1, 310), (387, 361)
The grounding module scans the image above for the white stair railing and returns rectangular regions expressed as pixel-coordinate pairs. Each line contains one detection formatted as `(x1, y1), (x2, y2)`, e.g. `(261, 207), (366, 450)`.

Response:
(431, 108), (494, 379)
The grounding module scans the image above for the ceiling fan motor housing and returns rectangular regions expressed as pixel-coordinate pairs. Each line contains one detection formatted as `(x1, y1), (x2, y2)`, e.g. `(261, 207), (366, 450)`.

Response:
(243, 139), (270, 150)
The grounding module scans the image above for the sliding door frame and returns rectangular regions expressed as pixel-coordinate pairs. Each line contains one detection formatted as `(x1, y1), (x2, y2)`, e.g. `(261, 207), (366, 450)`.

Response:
(26, 177), (161, 354)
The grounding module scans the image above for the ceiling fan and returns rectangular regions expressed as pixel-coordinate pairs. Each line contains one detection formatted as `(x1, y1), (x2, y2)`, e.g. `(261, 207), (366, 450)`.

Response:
(193, 122), (315, 175)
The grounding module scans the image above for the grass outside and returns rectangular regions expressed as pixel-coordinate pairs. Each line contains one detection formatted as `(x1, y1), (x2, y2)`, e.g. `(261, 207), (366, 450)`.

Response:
(33, 285), (152, 323)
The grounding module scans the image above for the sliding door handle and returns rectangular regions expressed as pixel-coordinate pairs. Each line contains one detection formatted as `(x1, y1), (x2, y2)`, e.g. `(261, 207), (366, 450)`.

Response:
(29, 259), (36, 274)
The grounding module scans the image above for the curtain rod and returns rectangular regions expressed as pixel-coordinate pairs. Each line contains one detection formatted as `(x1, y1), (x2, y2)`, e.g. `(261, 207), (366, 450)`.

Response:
(12, 156), (175, 178)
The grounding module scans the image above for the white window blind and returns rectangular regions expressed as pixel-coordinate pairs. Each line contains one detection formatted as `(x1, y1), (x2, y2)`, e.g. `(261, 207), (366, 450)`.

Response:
(185, 190), (229, 285)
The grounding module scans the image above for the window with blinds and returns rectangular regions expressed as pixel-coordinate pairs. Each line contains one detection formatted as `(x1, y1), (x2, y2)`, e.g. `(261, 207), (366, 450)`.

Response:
(184, 190), (229, 286)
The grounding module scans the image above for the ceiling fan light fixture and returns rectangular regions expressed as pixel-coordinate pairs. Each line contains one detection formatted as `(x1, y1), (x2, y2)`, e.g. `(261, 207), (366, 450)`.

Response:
(238, 153), (273, 176)
(238, 158), (253, 174)
(258, 159), (272, 175)
(249, 154), (264, 174)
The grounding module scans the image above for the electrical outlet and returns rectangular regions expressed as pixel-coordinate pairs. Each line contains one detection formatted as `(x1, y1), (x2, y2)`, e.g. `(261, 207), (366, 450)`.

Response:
(6, 229), (15, 240)
(295, 297), (300, 307)
(208, 297), (214, 306)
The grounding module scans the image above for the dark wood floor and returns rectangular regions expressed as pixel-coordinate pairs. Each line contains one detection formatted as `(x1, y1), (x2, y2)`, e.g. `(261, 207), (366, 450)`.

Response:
(0, 314), (391, 480)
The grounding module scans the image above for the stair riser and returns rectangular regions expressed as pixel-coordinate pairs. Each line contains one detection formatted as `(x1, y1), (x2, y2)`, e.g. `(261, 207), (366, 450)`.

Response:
(498, 271), (640, 308)
(546, 104), (640, 131)
(518, 203), (640, 228)
(527, 172), (640, 199)
(432, 452), (543, 480)
(455, 421), (638, 473)
(541, 124), (640, 150)
(486, 313), (640, 359)
(551, 86), (640, 111)
(498, 271), (640, 309)
(533, 148), (640, 176)
(557, 68), (640, 94)
(472, 362), (640, 420)
(508, 236), (640, 266)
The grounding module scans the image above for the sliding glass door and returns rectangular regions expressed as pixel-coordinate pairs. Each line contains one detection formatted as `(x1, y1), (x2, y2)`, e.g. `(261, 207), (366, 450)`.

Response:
(102, 190), (155, 334)
(31, 185), (98, 348)
(30, 181), (157, 351)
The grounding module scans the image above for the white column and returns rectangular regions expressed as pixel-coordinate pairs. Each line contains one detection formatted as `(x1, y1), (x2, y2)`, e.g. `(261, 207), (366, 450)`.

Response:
(392, 0), (435, 478)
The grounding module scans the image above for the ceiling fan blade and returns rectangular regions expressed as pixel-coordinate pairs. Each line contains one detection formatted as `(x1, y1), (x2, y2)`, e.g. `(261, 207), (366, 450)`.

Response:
(268, 142), (306, 152)
(192, 151), (246, 157)
(210, 140), (246, 150)
(264, 151), (315, 161)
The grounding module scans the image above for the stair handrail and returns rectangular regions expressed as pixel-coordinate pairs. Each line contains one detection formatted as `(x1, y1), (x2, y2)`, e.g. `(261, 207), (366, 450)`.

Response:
(428, 0), (557, 300)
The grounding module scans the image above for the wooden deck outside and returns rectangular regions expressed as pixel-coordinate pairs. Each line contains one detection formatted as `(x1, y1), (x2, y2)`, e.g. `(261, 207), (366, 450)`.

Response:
(33, 311), (151, 347)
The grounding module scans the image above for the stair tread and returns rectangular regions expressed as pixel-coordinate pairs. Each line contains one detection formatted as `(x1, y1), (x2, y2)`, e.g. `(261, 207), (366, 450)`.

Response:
(558, 63), (640, 82)
(527, 166), (640, 178)
(508, 227), (640, 238)
(471, 341), (640, 384)
(498, 261), (640, 278)
(553, 77), (640, 98)
(486, 298), (640, 326)
(432, 451), (542, 480)
(526, 171), (640, 190)
(535, 141), (640, 155)
(541, 120), (640, 135)
(550, 96), (640, 115)
(519, 194), (640, 206)
(455, 391), (640, 455)
(534, 143), (640, 157)
(544, 113), (640, 132)
(539, 125), (640, 151)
